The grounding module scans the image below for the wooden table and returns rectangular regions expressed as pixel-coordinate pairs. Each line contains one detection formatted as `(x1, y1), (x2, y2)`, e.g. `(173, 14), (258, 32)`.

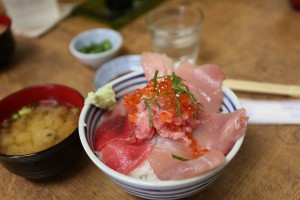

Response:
(1, 0), (300, 199)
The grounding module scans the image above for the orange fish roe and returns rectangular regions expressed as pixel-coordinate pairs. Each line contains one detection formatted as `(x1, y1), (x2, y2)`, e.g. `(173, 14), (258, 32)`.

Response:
(159, 111), (172, 123)
(123, 72), (206, 158)
(188, 134), (209, 158)
(124, 73), (198, 122)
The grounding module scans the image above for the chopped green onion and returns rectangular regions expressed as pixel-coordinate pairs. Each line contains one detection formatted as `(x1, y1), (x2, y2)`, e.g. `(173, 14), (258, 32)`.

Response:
(71, 108), (79, 115)
(18, 107), (32, 116)
(11, 113), (19, 121)
(79, 39), (112, 54)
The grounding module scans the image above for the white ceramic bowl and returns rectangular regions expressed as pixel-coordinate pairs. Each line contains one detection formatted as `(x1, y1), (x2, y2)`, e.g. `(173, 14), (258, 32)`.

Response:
(69, 28), (122, 69)
(79, 71), (245, 200)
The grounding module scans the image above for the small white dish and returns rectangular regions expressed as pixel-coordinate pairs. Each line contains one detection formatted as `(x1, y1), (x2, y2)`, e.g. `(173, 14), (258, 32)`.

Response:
(69, 28), (123, 69)
(94, 54), (143, 88)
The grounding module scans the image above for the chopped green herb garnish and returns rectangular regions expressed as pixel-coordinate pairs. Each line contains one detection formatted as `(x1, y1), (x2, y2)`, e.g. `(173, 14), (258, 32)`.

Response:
(143, 98), (155, 127)
(18, 107), (32, 116)
(124, 70), (200, 130)
(142, 96), (165, 127)
(125, 130), (136, 148)
(174, 94), (182, 117)
(71, 108), (79, 115)
(169, 72), (196, 102)
(79, 39), (112, 54)
(172, 154), (189, 161)
(11, 113), (19, 121)
(168, 72), (198, 118)
(140, 71), (200, 127)
(153, 70), (158, 92)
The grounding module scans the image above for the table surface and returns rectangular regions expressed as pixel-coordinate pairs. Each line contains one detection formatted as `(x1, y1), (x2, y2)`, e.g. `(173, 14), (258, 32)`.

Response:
(1, 0), (300, 199)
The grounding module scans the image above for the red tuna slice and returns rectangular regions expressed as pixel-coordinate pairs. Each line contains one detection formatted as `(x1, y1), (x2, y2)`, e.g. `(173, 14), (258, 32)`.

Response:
(175, 61), (226, 113)
(94, 115), (136, 151)
(95, 114), (154, 174)
(101, 140), (153, 174)
(194, 108), (247, 155)
(141, 52), (174, 81)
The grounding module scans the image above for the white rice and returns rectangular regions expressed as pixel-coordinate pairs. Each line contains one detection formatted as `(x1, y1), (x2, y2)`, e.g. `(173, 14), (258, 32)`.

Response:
(128, 160), (160, 181)
(96, 151), (160, 181)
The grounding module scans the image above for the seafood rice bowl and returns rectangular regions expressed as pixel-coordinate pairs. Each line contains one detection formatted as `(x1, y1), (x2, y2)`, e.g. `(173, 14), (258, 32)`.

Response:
(79, 52), (248, 199)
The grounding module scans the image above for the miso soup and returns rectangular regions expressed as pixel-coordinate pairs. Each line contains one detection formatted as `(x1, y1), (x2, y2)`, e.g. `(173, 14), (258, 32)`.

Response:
(0, 101), (79, 155)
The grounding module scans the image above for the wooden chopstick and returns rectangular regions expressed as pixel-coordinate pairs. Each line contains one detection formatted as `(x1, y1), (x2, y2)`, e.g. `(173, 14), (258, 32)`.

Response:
(223, 79), (300, 97)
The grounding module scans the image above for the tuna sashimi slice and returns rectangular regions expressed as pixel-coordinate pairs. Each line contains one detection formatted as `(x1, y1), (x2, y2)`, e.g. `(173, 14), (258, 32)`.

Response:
(95, 114), (155, 174)
(101, 140), (153, 174)
(194, 108), (248, 155)
(146, 137), (224, 180)
(147, 146), (225, 180)
(147, 108), (247, 180)
(175, 61), (226, 112)
(141, 52), (174, 81)
(94, 115), (135, 151)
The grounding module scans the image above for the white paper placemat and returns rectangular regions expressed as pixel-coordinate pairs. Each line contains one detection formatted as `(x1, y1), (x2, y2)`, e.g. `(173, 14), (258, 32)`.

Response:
(3, 0), (75, 38)
(240, 99), (300, 124)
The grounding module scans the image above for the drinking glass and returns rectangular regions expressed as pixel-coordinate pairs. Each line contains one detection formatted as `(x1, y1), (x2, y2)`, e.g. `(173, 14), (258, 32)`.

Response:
(146, 5), (204, 66)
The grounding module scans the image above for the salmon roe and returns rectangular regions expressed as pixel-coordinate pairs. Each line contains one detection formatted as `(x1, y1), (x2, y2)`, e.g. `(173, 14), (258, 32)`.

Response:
(123, 73), (206, 158)
(123, 75), (198, 124)
(188, 134), (209, 158)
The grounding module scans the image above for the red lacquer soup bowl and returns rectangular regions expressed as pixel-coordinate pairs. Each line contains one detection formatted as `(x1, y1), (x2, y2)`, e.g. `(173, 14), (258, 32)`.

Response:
(0, 84), (84, 179)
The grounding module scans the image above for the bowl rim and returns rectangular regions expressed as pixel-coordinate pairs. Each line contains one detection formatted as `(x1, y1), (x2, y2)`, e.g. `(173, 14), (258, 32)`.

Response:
(0, 84), (84, 158)
(69, 28), (123, 59)
(79, 71), (245, 187)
